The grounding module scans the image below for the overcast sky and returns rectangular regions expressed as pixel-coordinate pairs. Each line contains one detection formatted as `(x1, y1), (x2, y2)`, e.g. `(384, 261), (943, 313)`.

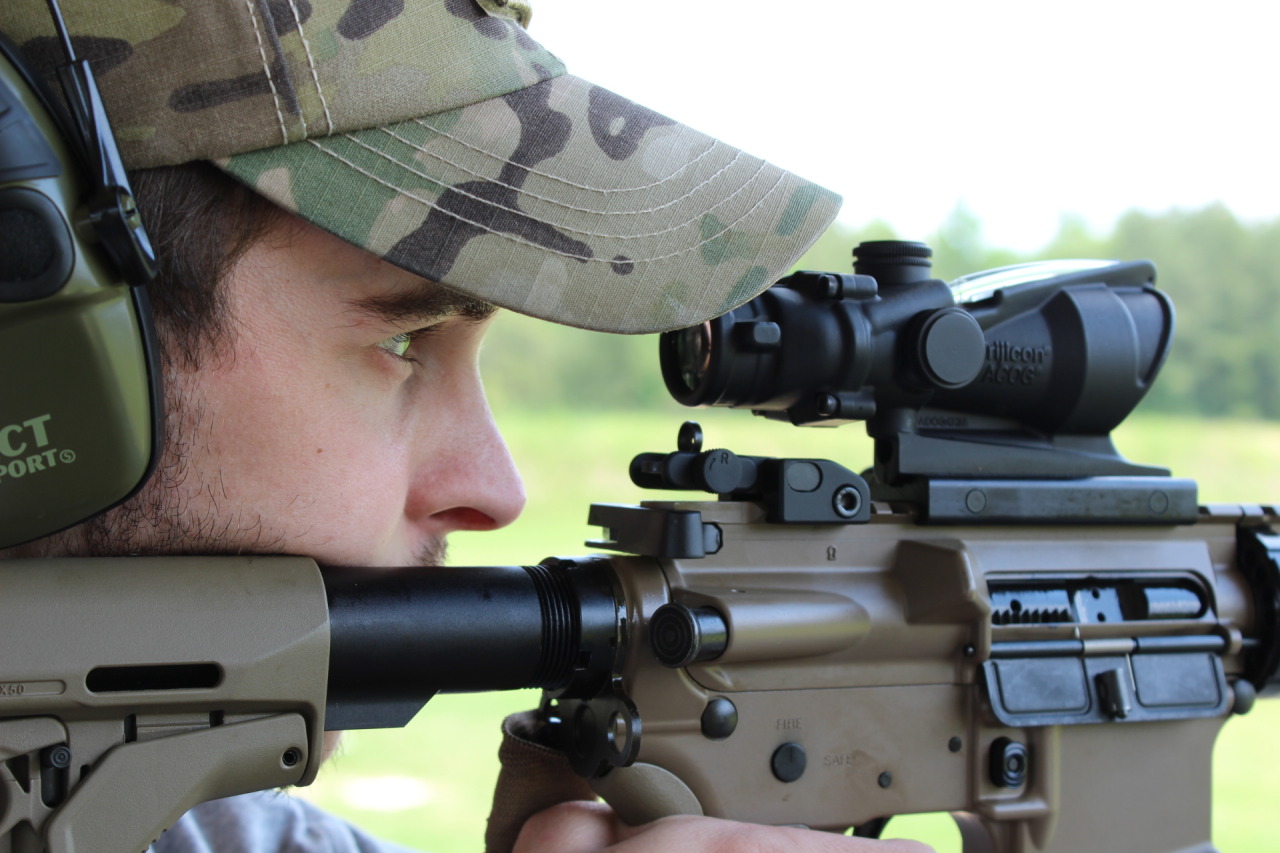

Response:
(534, 0), (1279, 252)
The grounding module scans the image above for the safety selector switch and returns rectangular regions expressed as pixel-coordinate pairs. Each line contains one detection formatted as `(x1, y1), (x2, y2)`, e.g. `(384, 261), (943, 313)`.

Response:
(771, 742), (806, 782)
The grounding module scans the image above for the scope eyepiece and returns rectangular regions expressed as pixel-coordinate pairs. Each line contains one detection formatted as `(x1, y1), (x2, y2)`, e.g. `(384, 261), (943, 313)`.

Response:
(667, 321), (714, 397)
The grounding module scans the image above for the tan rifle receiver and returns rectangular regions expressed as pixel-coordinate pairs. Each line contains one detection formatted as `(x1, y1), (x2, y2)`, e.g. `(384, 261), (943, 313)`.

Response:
(537, 490), (1279, 853)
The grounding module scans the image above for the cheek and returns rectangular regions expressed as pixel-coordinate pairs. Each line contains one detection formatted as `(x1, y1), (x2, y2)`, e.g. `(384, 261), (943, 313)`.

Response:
(191, 357), (415, 551)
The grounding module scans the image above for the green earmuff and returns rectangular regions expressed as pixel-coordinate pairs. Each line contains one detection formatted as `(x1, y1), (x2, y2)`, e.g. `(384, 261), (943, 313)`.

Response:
(0, 31), (160, 549)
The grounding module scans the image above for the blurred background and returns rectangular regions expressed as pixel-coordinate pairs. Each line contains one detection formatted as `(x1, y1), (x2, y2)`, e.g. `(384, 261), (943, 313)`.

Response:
(298, 1), (1280, 850)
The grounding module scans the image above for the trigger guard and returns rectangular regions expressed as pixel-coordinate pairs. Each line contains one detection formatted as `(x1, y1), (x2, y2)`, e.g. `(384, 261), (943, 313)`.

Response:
(590, 761), (704, 826)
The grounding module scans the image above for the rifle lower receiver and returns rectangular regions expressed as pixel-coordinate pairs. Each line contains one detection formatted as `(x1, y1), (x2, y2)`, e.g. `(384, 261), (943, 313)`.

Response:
(540, 497), (1280, 853)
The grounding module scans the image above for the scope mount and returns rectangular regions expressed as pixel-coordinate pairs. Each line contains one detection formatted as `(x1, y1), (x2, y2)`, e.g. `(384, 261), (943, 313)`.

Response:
(616, 421), (1198, 535)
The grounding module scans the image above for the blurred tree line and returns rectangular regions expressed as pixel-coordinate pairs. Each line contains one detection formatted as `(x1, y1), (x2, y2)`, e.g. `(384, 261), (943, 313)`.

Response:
(481, 204), (1279, 420)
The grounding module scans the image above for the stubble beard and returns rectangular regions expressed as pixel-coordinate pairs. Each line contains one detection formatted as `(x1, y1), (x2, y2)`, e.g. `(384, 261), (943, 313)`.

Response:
(6, 370), (448, 568)
(32, 369), (277, 559)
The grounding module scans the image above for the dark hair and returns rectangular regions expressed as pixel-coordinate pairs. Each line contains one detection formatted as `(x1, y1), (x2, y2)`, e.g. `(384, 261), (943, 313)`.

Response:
(129, 162), (284, 369)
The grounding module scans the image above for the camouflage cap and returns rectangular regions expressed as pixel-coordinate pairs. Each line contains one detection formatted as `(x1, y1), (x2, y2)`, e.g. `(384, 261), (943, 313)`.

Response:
(1, 0), (841, 333)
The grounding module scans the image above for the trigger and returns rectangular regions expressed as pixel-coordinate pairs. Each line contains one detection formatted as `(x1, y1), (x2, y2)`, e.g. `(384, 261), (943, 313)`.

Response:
(590, 762), (704, 826)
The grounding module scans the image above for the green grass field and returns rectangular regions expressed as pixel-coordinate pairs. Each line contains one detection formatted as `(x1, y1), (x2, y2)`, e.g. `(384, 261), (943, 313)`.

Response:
(296, 408), (1280, 851)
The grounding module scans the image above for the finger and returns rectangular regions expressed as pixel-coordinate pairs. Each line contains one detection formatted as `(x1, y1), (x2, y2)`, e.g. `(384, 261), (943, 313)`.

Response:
(868, 839), (935, 853)
(512, 800), (622, 853)
(610, 815), (937, 853)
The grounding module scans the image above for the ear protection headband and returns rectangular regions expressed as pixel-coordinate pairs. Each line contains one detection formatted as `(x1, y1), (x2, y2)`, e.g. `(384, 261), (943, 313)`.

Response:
(0, 2), (161, 549)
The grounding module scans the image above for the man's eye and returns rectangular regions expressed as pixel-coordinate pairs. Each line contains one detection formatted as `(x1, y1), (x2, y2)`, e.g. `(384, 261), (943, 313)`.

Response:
(377, 332), (414, 359)
(376, 326), (441, 362)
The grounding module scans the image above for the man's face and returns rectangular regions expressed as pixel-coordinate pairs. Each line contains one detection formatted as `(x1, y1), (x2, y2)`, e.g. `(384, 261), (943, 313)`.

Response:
(105, 218), (527, 566)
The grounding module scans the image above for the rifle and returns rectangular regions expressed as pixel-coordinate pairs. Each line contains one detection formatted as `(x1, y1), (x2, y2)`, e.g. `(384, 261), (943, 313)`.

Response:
(521, 242), (1280, 852)
(1, 244), (1275, 852)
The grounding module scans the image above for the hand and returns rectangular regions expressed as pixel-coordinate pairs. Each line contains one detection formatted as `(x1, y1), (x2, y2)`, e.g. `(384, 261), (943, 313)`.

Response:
(514, 801), (935, 853)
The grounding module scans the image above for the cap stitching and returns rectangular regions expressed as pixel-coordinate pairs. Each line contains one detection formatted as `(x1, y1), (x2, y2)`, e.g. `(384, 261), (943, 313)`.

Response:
(244, 0), (292, 145)
(320, 131), (771, 236)
(305, 136), (789, 264)
(285, 0), (334, 136)
(373, 124), (741, 209)
(404, 118), (721, 195)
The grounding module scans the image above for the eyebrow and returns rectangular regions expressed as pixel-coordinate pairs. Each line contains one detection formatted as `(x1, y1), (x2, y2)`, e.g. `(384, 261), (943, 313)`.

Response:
(345, 285), (497, 327)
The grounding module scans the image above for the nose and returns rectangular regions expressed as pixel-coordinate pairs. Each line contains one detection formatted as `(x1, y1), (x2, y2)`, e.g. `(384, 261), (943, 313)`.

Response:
(405, 377), (526, 537)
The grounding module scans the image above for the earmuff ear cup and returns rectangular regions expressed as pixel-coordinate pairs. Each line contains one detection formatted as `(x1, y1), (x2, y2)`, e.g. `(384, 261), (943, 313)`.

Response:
(0, 186), (75, 300)
(0, 44), (159, 549)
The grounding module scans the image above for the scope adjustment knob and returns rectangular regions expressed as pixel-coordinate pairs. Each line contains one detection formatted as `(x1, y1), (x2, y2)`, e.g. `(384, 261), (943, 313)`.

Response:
(853, 240), (934, 286)
(914, 307), (985, 390)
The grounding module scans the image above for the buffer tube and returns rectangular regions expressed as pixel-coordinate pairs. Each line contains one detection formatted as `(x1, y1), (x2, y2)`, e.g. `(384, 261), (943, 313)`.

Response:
(321, 557), (621, 731)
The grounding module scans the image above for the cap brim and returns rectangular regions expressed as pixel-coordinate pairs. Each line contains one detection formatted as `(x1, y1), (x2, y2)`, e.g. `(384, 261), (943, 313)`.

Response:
(218, 73), (840, 334)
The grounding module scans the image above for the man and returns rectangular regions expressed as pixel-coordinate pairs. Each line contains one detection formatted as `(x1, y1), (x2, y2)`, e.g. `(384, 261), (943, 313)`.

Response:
(0, 1), (932, 850)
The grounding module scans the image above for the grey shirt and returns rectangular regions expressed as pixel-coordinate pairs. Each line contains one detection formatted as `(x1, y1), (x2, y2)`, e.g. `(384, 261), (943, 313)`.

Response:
(152, 792), (418, 853)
